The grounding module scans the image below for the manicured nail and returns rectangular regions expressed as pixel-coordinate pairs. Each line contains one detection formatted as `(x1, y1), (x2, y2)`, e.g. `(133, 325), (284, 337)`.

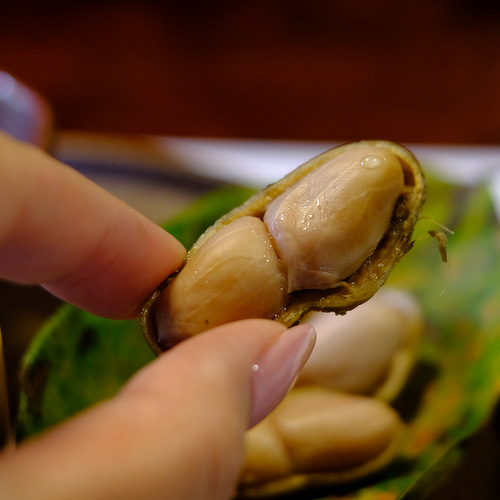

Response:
(249, 323), (316, 427)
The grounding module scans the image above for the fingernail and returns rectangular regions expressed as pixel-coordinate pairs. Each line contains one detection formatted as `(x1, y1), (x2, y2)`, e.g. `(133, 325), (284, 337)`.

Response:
(249, 323), (316, 427)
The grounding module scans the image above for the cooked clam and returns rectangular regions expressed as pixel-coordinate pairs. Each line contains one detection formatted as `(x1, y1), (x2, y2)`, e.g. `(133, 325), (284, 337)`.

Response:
(238, 288), (423, 498)
(296, 287), (423, 401)
(239, 387), (404, 497)
(141, 140), (426, 352)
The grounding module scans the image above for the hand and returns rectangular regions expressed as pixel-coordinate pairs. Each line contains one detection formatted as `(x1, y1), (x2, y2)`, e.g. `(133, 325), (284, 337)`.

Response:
(0, 133), (315, 500)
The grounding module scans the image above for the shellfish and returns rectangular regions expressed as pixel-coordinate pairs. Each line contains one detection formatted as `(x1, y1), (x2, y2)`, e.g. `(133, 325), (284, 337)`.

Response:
(141, 140), (425, 353)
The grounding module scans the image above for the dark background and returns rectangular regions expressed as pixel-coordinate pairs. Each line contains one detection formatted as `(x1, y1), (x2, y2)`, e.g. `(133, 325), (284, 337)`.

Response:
(1, 1), (500, 499)
(2, 0), (500, 144)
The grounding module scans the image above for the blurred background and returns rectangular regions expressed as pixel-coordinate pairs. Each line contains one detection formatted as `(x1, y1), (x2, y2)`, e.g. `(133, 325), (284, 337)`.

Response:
(1, 1), (500, 498)
(2, 0), (500, 144)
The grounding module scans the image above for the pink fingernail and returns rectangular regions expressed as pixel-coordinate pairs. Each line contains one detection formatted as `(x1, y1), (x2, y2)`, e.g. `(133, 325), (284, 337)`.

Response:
(249, 323), (316, 427)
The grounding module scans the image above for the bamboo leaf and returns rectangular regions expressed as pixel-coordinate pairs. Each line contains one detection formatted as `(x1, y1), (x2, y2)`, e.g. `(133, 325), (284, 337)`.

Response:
(15, 177), (500, 499)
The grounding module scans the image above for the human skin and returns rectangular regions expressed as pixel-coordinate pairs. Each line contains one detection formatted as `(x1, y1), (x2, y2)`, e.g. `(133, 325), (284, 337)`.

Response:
(0, 133), (315, 500)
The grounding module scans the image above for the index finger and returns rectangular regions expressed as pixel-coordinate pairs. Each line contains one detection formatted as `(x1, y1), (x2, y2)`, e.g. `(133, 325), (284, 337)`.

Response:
(0, 133), (186, 318)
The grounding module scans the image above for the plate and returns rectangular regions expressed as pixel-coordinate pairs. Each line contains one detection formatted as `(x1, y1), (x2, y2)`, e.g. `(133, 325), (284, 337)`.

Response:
(53, 131), (500, 220)
(14, 138), (500, 499)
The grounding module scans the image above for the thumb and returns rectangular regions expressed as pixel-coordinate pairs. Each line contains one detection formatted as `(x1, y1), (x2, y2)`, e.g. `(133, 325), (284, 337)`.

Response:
(0, 319), (315, 500)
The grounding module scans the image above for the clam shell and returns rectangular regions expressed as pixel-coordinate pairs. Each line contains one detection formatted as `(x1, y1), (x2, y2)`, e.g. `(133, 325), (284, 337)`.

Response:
(141, 140), (426, 354)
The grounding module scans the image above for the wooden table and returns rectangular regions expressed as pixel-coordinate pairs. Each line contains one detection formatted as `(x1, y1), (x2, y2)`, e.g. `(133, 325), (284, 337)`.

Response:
(1, 1), (500, 144)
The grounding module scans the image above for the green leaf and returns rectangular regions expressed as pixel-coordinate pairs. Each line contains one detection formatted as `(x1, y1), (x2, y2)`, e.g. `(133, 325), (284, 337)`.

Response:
(161, 185), (257, 247)
(15, 176), (500, 499)
(17, 308), (153, 438)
